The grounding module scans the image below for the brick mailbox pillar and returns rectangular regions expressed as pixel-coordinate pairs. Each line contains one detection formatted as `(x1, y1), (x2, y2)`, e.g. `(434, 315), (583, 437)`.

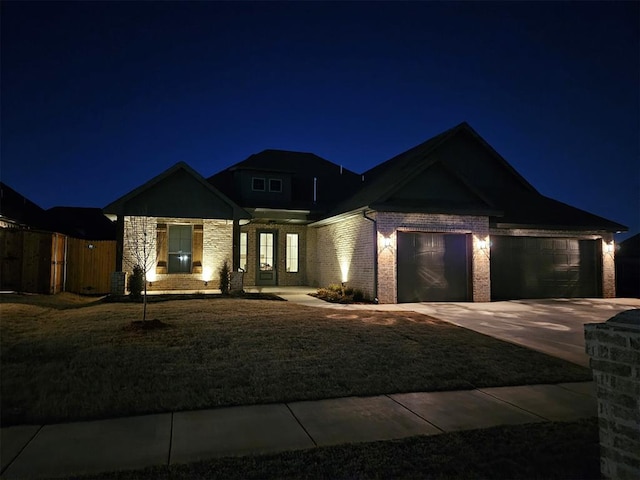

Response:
(110, 271), (127, 295)
(584, 309), (640, 480)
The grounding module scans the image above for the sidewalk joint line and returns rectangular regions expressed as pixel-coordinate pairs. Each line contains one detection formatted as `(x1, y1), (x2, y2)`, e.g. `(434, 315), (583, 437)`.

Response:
(285, 403), (317, 447)
(385, 395), (445, 433)
(475, 389), (550, 421)
(0, 424), (44, 476)
(167, 412), (174, 465)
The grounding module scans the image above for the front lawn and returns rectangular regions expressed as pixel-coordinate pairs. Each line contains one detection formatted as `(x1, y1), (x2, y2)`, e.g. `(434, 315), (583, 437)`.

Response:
(0, 294), (591, 425)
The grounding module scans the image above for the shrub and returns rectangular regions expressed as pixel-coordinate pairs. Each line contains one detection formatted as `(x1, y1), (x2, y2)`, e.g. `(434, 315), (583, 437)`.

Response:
(128, 265), (144, 300)
(327, 283), (343, 293)
(353, 289), (365, 302)
(219, 260), (230, 295)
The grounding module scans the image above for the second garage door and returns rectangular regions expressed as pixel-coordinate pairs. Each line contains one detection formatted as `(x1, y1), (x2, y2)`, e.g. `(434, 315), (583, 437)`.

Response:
(490, 236), (602, 300)
(397, 232), (471, 302)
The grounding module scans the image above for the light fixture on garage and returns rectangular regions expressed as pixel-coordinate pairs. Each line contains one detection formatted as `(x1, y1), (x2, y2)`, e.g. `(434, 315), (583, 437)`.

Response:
(605, 241), (614, 254)
(478, 239), (488, 250)
(382, 236), (392, 249)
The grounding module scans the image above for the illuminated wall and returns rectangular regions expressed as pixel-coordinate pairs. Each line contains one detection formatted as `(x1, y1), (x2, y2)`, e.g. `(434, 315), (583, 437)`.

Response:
(310, 213), (375, 299)
(122, 215), (232, 291)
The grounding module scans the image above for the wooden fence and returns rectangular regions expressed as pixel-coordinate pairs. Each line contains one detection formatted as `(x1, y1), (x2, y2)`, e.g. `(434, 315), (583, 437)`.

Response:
(0, 228), (116, 294)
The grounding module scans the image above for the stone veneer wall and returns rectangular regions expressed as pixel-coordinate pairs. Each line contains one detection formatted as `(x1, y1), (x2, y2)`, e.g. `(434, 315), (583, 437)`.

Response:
(241, 222), (308, 286)
(309, 213), (375, 300)
(377, 212), (490, 304)
(585, 310), (640, 480)
(491, 228), (616, 298)
(122, 216), (232, 291)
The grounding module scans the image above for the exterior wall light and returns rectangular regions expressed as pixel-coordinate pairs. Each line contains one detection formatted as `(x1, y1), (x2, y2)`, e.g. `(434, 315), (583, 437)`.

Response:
(478, 239), (488, 250)
(605, 241), (614, 254)
(383, 236), (392, 249)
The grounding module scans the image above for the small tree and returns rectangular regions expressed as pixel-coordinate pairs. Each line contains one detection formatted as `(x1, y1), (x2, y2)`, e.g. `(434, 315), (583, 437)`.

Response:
(123, 215), (160, 321)
(219, 260), (230, 295)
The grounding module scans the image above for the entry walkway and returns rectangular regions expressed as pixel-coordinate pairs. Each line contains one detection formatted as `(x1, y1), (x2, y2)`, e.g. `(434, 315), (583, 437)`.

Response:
(1, 382), (596, 479)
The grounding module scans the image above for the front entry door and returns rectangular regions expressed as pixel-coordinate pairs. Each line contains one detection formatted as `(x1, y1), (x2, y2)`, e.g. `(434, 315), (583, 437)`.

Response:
(257, 231), (277, 285)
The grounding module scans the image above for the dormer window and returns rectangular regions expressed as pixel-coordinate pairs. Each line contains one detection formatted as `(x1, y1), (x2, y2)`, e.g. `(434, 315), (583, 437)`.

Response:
(252, 177), (265, 191)
(269, 179), (282, 193)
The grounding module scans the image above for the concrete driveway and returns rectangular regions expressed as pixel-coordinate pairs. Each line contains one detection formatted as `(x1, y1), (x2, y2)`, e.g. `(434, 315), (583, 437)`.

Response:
(407, 298), (640, 367)
(269, 289), (639, 367)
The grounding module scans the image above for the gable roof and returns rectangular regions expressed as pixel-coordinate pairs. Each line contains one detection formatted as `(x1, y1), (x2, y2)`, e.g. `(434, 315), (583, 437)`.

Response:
(326, 122), (626, 232)
(104, 162), (250, 219)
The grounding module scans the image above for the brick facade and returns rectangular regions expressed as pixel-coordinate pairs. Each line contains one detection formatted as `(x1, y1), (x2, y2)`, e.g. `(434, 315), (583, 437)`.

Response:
(120, 214), (618, 301)
(376, 212), (490, 303)
(122, 216), (232, 291)
(585, 310), (640, 480)
(308, 213), (376, 299)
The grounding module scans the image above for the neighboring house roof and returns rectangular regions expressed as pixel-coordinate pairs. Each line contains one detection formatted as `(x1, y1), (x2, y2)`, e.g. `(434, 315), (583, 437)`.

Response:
(0, 182), (47, 228)
(617, 233), (640, 259)
(104, 161), (250, 220)
(208, 149), (362, 212)
(326, 123), (627, 232)
(45, 207), (116, 240)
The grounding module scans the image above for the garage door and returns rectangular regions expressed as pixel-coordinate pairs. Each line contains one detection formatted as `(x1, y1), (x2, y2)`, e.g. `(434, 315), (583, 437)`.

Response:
(490, 236), (602, 300)
(397, 232), (471, 302)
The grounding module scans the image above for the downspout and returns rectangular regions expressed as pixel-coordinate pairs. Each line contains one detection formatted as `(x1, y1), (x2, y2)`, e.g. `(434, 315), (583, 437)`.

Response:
(63, 235), (68, 292)
(362, 210), (378, 303)
(52, 233), (58, 294)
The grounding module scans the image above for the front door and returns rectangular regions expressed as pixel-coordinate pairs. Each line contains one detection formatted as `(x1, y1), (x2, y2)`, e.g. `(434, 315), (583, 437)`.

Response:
(257, 231), (277, 285)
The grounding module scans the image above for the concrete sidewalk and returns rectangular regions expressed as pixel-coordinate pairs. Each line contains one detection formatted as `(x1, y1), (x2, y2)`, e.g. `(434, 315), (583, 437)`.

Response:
(1, 382), (596, 479)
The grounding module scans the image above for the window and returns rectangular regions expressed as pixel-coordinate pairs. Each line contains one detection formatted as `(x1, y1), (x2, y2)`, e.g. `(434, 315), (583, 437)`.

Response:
(168, 225), (192, 273)
(269, 178), (282, 192)
(252, 177), (265, 191)
(286, 233), (299, 273)
(239, 232), (248, 272)
(259, 232), (274, 271)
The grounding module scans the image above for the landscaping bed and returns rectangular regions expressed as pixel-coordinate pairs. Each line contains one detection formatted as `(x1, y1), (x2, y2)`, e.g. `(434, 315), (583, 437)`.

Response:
(1, 294), (591, 426)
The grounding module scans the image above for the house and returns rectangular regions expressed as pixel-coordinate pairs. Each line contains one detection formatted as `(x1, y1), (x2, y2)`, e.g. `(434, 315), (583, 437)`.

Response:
(104, 122), (627, 302)
(0, 182), (47, 230)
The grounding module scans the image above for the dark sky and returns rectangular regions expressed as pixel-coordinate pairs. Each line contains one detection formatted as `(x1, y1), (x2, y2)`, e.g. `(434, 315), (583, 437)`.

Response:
(2, 1), (638, 240)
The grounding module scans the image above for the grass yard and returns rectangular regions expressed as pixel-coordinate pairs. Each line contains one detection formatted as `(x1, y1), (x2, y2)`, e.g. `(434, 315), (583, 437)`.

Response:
(1, 293), (591, 426)
(65, 419), (600, 480)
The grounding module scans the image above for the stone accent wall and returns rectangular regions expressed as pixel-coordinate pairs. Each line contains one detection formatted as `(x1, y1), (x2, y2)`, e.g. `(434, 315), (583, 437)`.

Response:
(585, 310), (640, 480)
(377, 212), (490, 303)
(122, 216), (232, 291)
(110, 271), (127, 295)
(491, 227), (616, 298)
(240, 222), (308, 286)
(310, 213), (375, 299)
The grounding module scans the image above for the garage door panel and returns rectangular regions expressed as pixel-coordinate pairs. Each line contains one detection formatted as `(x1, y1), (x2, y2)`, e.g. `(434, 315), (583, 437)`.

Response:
(491, 236), (602, 300)
(398, 232), (470, 303)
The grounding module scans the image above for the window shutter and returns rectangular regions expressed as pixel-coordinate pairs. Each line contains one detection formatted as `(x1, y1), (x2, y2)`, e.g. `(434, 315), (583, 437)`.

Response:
(156, 224), (168, 274)
(192, 224), (203, 273)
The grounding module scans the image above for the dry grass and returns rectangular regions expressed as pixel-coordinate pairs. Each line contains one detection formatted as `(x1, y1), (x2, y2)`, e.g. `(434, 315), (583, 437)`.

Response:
(0, 293), (591, 426)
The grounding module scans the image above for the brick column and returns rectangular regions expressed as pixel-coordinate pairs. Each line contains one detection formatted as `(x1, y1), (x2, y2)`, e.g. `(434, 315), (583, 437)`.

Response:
(584, 310), (640, 480)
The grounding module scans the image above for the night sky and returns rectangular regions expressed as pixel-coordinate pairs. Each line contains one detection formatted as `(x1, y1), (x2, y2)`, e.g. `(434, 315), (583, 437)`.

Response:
(2, 1), (638, 240)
